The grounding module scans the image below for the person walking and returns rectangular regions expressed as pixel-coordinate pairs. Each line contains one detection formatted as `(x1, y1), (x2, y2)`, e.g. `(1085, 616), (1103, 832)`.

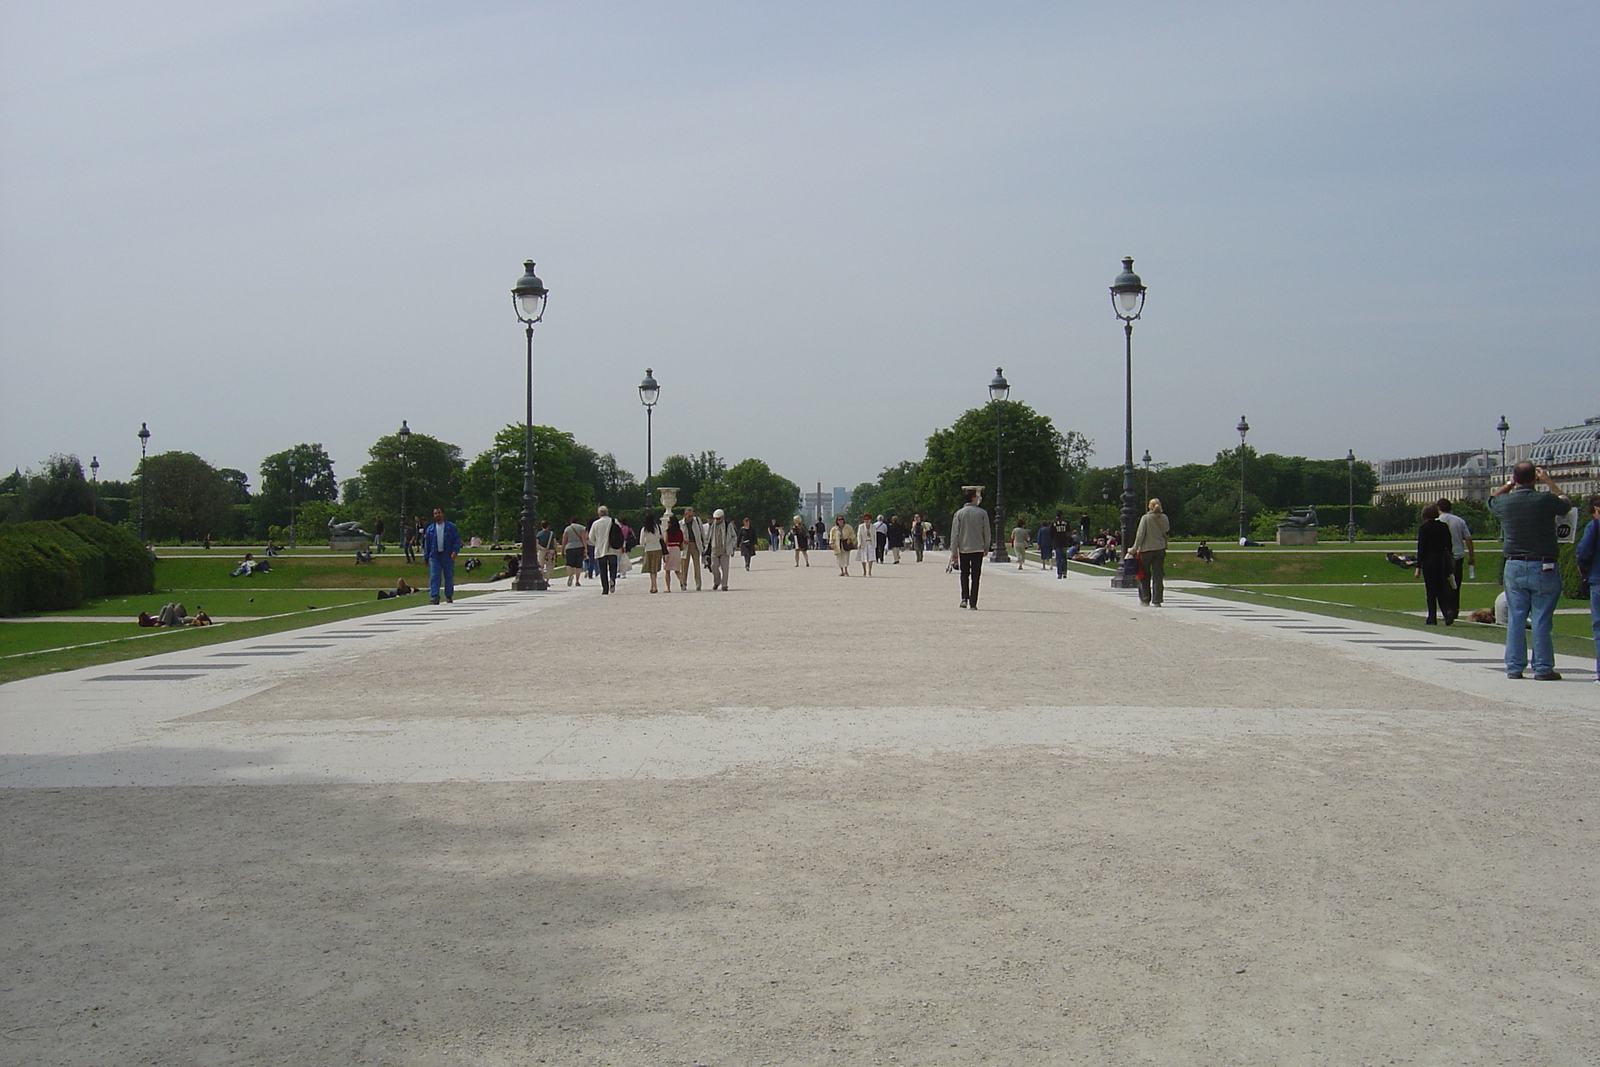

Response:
(887, 516), (907, 563)
(1050, 511), (1074, 578)
(950, 488), (990, 608)
(1414, 503), (1455, 625)
(708, 510), (736, 590)
(1035, 519), (1052, 571)
(422, 507), (461, 604)
(588, 506), (622, 595)
(910, 512), (926, 562)
(873, 515), (888, 563)
(639, 511), (665, 593)
(1010, 519), (1031, 570)
(767, 518), (783, 554)
(828, 514), (853, 575)
(1489, 460), (1572, 680)
(1130, 498), (1171, 607)
(560, 515), (588, 587)
(855, 513), (876, 577)
(1576, 493), (1600, 684)
(402, 517), (416, 563)
(535, 519), (556, 577)
(792, 516), (811, 567)
(662, 515), (685, 591)
(738, 518), (758, 570)
(678, 507), (706, 591)
(1436, 498), (1475, 622)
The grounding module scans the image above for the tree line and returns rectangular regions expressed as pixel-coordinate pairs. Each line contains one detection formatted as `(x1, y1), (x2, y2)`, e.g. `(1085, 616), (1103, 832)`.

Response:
(1, 430), (801, 546)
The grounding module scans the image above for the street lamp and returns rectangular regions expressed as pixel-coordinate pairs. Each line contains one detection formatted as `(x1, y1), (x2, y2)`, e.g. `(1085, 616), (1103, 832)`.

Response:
(491, 452), (502, 546)
(1109, 257), (1146, 588)
(1142, 449), (1152, 502)
(511, 260), (551, 591)
(639, 368), (659, 499)
(1496, 415), (1509, 480)
(137, 422), (151, 542)
(989, 367), (1010, 563)
(1236, 416), (1250, 545)
(1346, 448), (1357, 543)
(287, 455), (298, 549)
(398, 419), (411, 560)
(89, 456), (99, 518)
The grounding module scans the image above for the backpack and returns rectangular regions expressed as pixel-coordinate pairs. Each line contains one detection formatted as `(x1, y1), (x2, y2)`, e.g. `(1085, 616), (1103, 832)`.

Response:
(608, 520), (625, 550)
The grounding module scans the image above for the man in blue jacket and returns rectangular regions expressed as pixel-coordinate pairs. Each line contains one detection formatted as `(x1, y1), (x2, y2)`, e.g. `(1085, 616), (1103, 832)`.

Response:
(423, 506), (461, 604)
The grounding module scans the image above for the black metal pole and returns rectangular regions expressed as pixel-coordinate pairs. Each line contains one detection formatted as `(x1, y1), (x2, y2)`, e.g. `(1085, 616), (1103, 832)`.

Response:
(646, 405), (653, 501)
(991, 401), (1009, 563)
(1113, 321), (1138, 587)
(514, 321), (549, 590)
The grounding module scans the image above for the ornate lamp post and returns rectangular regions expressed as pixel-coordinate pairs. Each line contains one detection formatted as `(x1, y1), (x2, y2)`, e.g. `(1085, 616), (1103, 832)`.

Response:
(287, 455), (298, 549)
(1142, 449), (1152, 502)
(511, 260), (551, 590)
(137, 422), (151, 542)
(1495, 415), (1510, 481)
(1346, 448), (1357, 543)
(398, 420), (410, 558)
(1236, 416), (1250, 544)
(989, 368), (1010, 563)
(639, 368), (660, 500)
(491, 452), (503, 546)
(1109, 257), (1146, 588)
(89, 456), (99, 518)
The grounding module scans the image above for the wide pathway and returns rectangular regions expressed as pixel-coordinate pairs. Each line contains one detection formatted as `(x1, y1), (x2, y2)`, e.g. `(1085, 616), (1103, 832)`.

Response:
(2, 549), (1597, 1065)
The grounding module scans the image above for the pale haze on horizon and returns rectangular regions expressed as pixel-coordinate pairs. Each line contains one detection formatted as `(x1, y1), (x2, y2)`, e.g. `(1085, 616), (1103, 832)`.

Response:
(2, 1), (1595, 495)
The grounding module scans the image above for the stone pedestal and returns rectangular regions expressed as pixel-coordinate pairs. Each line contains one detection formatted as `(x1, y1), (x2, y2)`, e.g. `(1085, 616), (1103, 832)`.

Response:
(1276, 527), (1318, 546)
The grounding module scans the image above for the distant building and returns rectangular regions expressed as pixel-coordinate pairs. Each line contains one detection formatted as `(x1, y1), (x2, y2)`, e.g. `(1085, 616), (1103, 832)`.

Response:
(802, 490), (833, 524)
(1377, 450), (1496, 504)
(1376, 415), (1600, 504)
(1523, 415), (1600, 499)
(832, 486), (850, 516)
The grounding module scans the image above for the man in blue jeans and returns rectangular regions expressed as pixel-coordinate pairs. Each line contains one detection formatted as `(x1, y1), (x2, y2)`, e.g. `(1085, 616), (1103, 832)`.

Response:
(1489, 461), (1572, 680)
(422, 506), (461, 605)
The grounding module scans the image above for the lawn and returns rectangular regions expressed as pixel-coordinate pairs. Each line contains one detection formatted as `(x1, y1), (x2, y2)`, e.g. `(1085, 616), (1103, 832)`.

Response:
(0, 546), (522, 684)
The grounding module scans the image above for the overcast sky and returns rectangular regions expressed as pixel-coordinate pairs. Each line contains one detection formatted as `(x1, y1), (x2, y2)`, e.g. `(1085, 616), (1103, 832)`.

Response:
(2, 1), (1595, 494)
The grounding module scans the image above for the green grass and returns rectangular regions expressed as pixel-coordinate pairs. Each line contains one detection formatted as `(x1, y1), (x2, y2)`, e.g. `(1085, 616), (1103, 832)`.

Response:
(0, 547), (524, 684)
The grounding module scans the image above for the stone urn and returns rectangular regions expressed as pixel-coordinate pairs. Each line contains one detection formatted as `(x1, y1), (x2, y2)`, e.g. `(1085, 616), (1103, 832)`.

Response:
(657, 486), (680, 512)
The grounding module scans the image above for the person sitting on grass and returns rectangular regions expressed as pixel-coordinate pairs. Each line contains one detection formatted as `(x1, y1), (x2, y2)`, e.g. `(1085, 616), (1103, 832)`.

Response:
(355, 546), (375, 564)
(377, 578), (416, 601)
(1196, 540), (1216, 562)
(488, 555), (521, 582)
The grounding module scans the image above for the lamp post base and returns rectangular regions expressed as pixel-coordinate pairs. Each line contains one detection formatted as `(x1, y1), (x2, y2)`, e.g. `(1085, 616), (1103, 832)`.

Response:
(1110, 557), (1139, 589)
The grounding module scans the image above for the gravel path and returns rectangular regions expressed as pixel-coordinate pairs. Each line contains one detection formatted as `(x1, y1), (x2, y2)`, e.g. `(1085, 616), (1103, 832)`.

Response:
(3, 552), (1597, 1065)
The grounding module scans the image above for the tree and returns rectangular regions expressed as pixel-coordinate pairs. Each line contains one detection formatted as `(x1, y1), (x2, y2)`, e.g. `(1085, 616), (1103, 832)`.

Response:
(917, 401), (1067, 522)
(848, 461), (923, 523)
(16, 455), (97, 522)
(699, 458), (801, 531)
(133, 452), (237, 541)
(458, 425), (595, 543)
(357, 430), (464, 533)
(254, 444), (337, 535)
(573, 445), (644, 514)
(655, 451), (726, 508)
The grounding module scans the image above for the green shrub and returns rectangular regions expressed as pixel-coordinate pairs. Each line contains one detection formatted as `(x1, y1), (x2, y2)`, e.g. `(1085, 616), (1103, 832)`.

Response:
(0, 534), (82, 613)
(58, 514), (154, 594)
(3, 521), (105, 598)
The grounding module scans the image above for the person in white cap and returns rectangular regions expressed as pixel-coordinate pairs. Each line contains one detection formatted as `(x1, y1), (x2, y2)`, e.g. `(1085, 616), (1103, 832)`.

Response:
(708, 509), (736, 590)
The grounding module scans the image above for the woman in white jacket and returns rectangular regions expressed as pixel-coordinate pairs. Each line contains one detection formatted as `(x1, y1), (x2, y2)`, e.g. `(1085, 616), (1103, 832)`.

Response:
(855, 513), (875, 577)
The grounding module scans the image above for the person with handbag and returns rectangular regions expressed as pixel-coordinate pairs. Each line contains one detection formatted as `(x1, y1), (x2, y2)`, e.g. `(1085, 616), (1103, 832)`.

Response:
(855, 513), (876, 577)
(828, 514), (854, 576)
(1130, 498), (1171, 607)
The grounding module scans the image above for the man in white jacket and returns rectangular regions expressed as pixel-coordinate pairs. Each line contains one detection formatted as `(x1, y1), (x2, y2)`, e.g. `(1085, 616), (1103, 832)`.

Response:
(948, 487), (990, 609)
(588, 506), (622, 595)
(679, 507), (708, 591)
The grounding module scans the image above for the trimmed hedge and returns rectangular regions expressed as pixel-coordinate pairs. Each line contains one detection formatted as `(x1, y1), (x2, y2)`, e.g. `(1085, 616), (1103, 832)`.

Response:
(0, 516), (152, 615)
